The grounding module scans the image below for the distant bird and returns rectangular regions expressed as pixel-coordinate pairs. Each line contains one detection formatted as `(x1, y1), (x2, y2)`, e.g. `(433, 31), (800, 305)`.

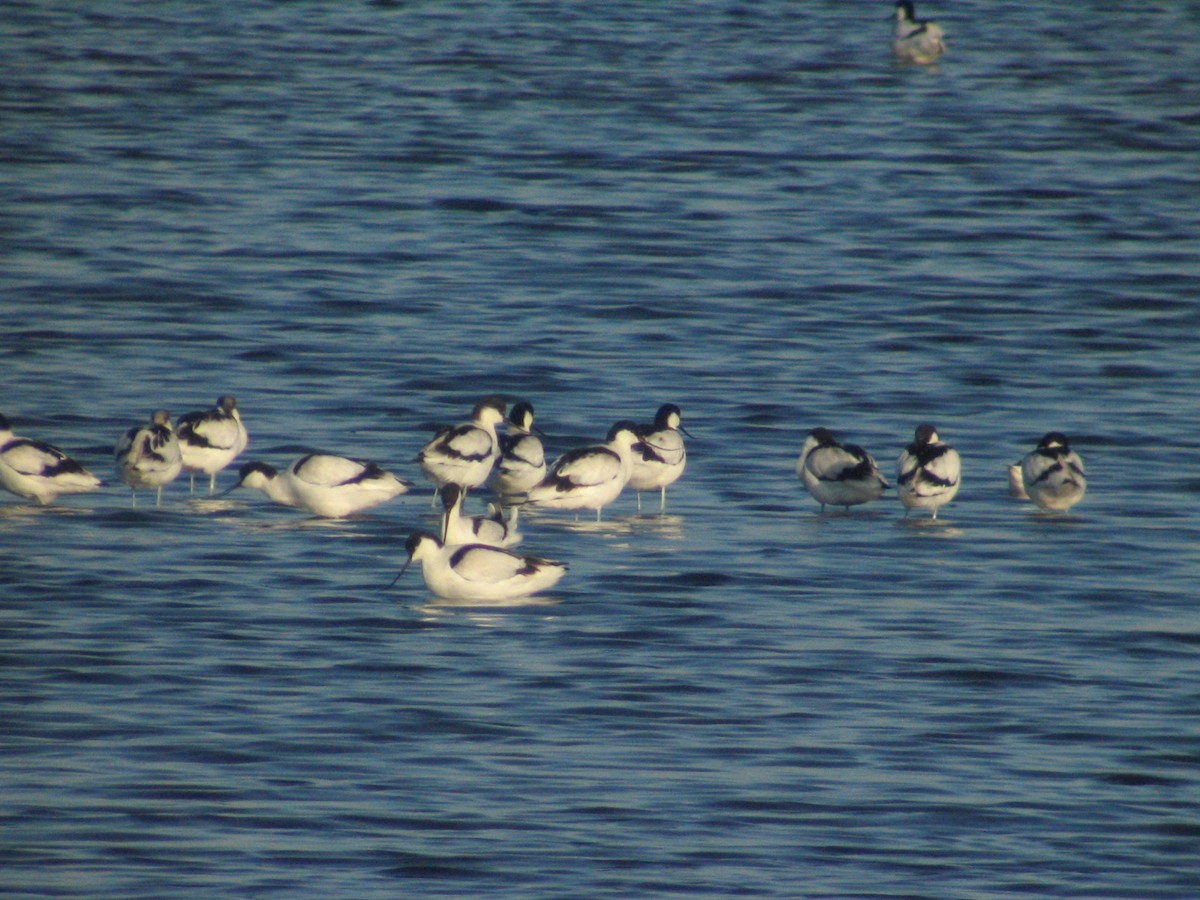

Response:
(1020, 432), (1087, 512)
(797, 427), (890, 511)
(490, 401), (545, 500)
(391, 531), (566, 602)
(229, 454), (412, 518)
(1008, 463), (1030, 500)
(115, 410), (183, 507)
(896, 424), (960, 519)
(176, 394), (249, 495)
(0, 413), (102, 504)
(627, 403), (690, 511)
(440, 482), (521, 548)
(416, 398), (506, 499)
(523, 421), (642, 522)
(893, 0), (945, 65)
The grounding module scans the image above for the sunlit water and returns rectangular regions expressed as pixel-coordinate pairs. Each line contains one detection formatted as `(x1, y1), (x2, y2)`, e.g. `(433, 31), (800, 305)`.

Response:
(3, 1), (1199, 896)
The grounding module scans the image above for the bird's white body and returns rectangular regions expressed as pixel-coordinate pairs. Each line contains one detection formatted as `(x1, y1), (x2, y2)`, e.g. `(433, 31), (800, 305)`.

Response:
(398, 532), (566, 602)
(417, 399), (506, 495)
(896, 424), (960, 519)
(1008, 463), (1029, 500)
(1021, 433), (1086, 512)
(524, 422), (641, 521)
(177, 395), (249, 495)
(797, 428), (889, 511)
(491, 402), (546, 499)
(893, 0), (945, 65)
(627, 404), (688, 511)
(233, 454), (411, 518)
(115, 410), (183, 506)
(0, 414), (102, 504)
(441, 483), (521, 548)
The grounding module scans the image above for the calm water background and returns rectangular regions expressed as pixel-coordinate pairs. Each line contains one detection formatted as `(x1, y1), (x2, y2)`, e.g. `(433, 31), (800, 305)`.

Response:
(3, 1), (1199, 896)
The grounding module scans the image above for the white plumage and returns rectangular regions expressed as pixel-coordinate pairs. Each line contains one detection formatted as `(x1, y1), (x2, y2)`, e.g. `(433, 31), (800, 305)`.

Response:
(1008, 463), (1030, 500)
(896, 424), (960, 519)
(115, 409), (183, 507)
(523, 421), (641, 522)
(177, 394), (249, 495)
(797, 427), (890, 511)
(393, 531), (566, 602)
(440, 482), (521, 548)
(893, 0), (945, 65)
(0, 413), (102, 504)
(627, 403), (689, 511)
(1020, 432), (1086, 512)
(490, 401), (546, 500)
(416, 398), (506, 497)
(230, 453), (411, 518)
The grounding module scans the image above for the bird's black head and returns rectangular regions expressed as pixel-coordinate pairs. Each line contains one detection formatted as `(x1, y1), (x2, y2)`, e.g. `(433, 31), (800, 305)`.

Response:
(810, 427), (836, 444)
(654, 403), (682, 427)
(237, 460), (277, 481)
(509, 401), (535, 427)
(405, 531), (440, 556)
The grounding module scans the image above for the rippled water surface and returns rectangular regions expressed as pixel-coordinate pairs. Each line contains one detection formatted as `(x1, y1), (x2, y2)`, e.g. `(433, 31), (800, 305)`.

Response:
(3, 1), (1199, 896)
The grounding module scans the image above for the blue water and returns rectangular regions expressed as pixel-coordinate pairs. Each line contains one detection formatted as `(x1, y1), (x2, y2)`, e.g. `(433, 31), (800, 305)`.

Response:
(3, 1), (1199, 896)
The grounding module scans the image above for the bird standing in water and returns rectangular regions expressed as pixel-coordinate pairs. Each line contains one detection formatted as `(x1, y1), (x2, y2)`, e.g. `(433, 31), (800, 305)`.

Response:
(115, 410), (183, 507)
(896, 424), (960, 519)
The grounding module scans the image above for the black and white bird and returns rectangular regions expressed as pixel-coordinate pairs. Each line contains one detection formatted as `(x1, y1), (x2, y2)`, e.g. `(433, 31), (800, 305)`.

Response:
(115, 410), (183, 507)
(627, 403), (690, 512)
(896, 424), (960, 519)
(416, 398), (506, 499)
(490, 401), (546, 501)
(228, 454), (411, 518)
(0, 413), (102, 504)
(893, 0), (945, 65)
(796, 427), (890, 512)
(176, 395), (249, 495)
(523, 421), (642, 522)
(1020, 432), (1086, 512)
(440, 482), (521, 548)
(391, 531), (566, 603)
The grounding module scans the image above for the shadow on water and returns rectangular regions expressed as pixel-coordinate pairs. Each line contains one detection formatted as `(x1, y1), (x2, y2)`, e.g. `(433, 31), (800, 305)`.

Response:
(895, 517), (967, 538)
(411, 594), (564, 612)
(0, 502), (99, 523)
(528, 511), (686, 539)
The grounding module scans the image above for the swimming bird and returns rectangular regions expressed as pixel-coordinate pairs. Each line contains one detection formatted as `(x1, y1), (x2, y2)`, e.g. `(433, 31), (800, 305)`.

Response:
(416, 398), (506, 499)
(229, 454), (412, 518)
(391, 531), (566, 602)
(797, 427), (890, 511)
(896, 423), (960, 519)
(115, 410), (183, 507)
(490, 401), (546, 501)
(627, 403), (690, 511)
(0, 413), (103, 504)
(522, 421), (642, 522)
(440, 482), (521, 548)
(893, 0), (945, 65)
(176, 394), (249, 495)
(1020, 432), (1087, 512)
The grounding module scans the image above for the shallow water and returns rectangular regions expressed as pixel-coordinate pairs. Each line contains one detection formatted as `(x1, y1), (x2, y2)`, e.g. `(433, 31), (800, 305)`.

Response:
(3, 1), (1199, 896)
